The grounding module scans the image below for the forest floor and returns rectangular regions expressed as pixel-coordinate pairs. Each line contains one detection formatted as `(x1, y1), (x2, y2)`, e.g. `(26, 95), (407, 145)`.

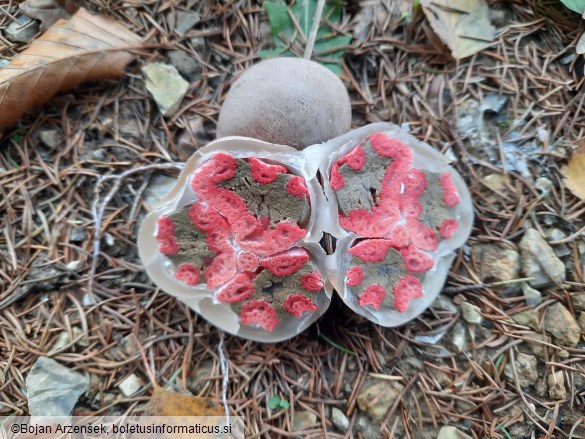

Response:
(0, 1), (584, 438)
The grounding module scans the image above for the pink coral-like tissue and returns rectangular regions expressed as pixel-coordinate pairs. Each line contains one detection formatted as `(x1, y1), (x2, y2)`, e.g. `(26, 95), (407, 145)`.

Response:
(138, 123), (473, 342)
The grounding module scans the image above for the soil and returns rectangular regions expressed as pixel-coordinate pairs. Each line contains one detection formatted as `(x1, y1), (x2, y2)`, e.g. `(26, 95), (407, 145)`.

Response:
(0, 1), (584, 438)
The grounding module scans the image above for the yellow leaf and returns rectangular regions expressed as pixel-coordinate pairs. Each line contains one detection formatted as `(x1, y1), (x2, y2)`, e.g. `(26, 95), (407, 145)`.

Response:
(146, 384), (225, 416)
(421, 0), (497, 59)
(563, 142), (585, 200)
(0, 8), (142, 128)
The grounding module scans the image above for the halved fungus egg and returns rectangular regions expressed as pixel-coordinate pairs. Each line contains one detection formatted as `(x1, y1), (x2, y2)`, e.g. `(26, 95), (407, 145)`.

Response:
(138, 123), (473, 342)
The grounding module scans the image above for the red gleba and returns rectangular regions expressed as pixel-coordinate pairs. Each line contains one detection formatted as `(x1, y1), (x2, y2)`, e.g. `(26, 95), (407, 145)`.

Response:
(330, 133), (461, 314)
(142, 128), (473, 340)
(156, 153), (319, 333)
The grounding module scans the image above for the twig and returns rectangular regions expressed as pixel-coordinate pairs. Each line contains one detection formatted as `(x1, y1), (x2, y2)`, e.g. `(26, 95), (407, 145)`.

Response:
(88, 162), (184, 298)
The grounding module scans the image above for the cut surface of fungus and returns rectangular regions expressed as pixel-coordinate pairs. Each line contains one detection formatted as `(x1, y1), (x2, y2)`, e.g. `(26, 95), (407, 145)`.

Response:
(138, 123), (474, 342)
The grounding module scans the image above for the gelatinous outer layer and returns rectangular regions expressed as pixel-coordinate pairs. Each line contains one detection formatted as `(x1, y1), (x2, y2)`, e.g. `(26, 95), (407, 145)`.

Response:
(157, 154), (319, 333)
(333, 134), (461, 314)
(145, 129), (472, 340)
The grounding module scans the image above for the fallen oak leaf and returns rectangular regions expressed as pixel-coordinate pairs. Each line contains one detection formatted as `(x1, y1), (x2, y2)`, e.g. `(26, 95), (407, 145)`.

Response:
(562, 141), (585, 200)
(20, 0), (79, 31)
(0, 8), (142, 129)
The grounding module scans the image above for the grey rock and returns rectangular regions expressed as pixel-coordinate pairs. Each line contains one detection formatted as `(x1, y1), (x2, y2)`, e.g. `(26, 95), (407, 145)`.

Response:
(519, 228), (565, 287)
(518, 331), (550, 357)
(174, 11), (200, 35)
(357, 416), (380, 439)
(26, 356), (89, 416)
(69, 227), (86, 242)
(546, 229), (571, 257)
(449, 322), (468, 353)
(577, 312), (585, 334)
(481, 94), (507, 114)
(5, 15), (39, 43)
(544, 302), (581, 347)
(437, 426), (473, 439)
(293, 411), (317, 431)
(548, 371), (566, 400)
(167, 49), (201, 80)
(472, 244), (520, 294)
(572, 293), (585, 312)
(511, 309), (541, 332)
(189, 36), (206, 52)
(461, 302), (482, 324)
(522, 283), (542, 306)
(504, 352), (538, 388)
(331, 407), (349, 432)
(49, 327), (87, 353)
(144, 175), (177, 211)
(39, 129), (62, 148)
(456, 99), (481, 139)
(431, 295), (458, 313)
(118, 373), (143, 397)
(357, 380), (404, 422)
(142, 63), (189, 117)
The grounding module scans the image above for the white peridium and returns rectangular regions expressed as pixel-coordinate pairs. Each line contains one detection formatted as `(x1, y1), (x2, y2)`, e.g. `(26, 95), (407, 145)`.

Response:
(216, 57), (352, 150)
(137, 123), (474, 341)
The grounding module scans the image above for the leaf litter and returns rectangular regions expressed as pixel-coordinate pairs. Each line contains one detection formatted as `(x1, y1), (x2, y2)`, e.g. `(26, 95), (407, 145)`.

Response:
(0, 8), (142, 128)
(0, 1), (584, 438)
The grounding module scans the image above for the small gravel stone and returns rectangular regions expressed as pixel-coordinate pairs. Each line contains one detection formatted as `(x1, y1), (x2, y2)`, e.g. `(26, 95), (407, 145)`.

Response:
(504, 352), (538, 388)
(577, 312), (585, 334)
(449, 322), (468, 353)
(39, 129), (63, 148)
(69, 227), (86, 242)
(331, 408), (349, 432)
(522, 282), (542, 306)
(547, 371), (566, 400)
(437, 425), (473, 439)
(144, 175), (177, 211)
(519, 228), (565, 287)
(142, 63), (189, 117)
(461, 302), (482, 324)
(472, 243), (520, 294)
(174, 11), (200, 35)
(512, 309), (541, 332)
(572, 293), (585, 312)
(544, 302), (581, 347)
(357, 416), (380, 439)
(118, 374), (143, 397)
(5, 15), (39, 43)
(518, 331), (549, 357)
(357, 380), (404, 421)
(473, 243), (520, 282)
(293, 411), (317, 431)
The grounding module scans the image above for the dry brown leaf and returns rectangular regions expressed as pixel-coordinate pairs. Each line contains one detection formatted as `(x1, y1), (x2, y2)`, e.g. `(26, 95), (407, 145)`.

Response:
(563, 141), (585, 200)
(146, 384), (225, 416)
(421, 0), (496, 59)
(0, 8), (142, 128)
(20, 0), (79, 31)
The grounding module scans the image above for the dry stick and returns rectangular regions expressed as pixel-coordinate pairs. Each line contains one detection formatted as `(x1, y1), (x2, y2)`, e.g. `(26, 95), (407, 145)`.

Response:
(88, 163), (185, 297)
(303, 0), (326, 60)
(218, 331), (230, 420)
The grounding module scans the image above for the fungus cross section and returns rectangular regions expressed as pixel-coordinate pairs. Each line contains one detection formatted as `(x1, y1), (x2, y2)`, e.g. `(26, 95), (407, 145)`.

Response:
(331, 133), (461, 313)
(156, 153), (322, 332)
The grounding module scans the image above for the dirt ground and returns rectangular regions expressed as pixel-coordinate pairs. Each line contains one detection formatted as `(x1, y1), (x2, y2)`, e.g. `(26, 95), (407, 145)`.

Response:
(1, 0), (585, 438)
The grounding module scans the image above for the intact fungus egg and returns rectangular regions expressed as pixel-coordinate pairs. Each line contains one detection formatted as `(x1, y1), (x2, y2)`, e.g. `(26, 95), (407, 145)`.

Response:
(216, 58), (352, 150)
